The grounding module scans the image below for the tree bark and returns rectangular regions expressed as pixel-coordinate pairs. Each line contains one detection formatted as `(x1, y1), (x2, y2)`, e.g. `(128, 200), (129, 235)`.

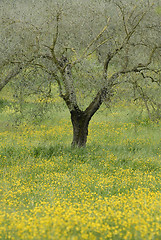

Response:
(70, 87), (111, 147)
(71, 109), (90, 148)
(69, 86), (113, 147)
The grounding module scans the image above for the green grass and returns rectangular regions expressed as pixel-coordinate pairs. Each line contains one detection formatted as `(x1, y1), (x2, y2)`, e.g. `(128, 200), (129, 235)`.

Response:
(0, 97), (161, 239)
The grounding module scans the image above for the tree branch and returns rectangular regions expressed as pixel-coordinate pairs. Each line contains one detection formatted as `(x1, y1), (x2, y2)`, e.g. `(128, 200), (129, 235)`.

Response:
(103, 9), (148, 77)
(115, 2), (129, 36)
(0, 65), (23, 91)
(71, 19), (110, 67)
(84, 72), (120, 119)
(50, 10), (64, 73)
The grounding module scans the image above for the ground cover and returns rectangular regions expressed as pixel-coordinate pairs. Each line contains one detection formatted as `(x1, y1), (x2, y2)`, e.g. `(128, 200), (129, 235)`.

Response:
(0, 101), (161, 239)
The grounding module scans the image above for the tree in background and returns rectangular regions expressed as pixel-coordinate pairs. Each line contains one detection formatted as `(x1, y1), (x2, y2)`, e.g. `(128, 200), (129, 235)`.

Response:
(0, 0), (161, 147)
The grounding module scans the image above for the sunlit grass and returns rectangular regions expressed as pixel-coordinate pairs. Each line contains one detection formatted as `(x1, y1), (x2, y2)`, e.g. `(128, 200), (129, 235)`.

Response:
(0, 100), (161, 239)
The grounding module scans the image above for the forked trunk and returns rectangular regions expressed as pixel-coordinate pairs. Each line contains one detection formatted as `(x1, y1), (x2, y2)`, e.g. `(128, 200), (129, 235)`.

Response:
(71, 110), (90, 148)
(70, 87), (110, 147)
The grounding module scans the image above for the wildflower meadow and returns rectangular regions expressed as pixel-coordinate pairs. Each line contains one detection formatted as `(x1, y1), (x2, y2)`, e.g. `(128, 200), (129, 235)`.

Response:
(0, 96), (161, 240)
(1, 0), (161, 239)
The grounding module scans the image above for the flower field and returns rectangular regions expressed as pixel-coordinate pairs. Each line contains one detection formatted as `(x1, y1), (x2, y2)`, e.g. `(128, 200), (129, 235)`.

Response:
(0, 104), (161, 239)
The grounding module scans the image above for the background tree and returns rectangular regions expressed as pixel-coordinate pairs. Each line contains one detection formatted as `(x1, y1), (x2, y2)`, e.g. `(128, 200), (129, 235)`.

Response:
(0, 0), (161, 147)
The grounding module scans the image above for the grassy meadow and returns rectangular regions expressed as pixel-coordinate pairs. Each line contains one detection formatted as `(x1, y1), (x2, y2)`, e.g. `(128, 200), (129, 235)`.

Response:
(0, 90), (161, 240)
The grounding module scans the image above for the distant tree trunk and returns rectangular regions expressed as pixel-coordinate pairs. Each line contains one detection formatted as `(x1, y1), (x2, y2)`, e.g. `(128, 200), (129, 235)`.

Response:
(71, 110), (90, 147)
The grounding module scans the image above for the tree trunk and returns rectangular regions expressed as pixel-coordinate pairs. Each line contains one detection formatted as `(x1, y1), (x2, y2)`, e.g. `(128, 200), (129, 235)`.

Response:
(70, 86), (112, 148)
(71, 110), (90, 148)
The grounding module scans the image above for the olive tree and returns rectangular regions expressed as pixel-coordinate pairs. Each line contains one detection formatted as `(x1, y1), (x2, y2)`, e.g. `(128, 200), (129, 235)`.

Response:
(0, 0), (161, 147)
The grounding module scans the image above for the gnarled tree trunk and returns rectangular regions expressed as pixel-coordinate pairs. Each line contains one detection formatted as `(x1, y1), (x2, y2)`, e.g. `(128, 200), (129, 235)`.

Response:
(70, 87), (110, 147)
(71, 110), (90, 147)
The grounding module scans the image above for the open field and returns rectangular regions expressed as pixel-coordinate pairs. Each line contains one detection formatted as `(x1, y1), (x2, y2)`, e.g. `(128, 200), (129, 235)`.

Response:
(0, 98), (161, 240)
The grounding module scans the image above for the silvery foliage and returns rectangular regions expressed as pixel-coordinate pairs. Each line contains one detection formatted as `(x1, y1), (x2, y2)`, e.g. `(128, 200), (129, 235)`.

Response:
(0, 0), (161, 115)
